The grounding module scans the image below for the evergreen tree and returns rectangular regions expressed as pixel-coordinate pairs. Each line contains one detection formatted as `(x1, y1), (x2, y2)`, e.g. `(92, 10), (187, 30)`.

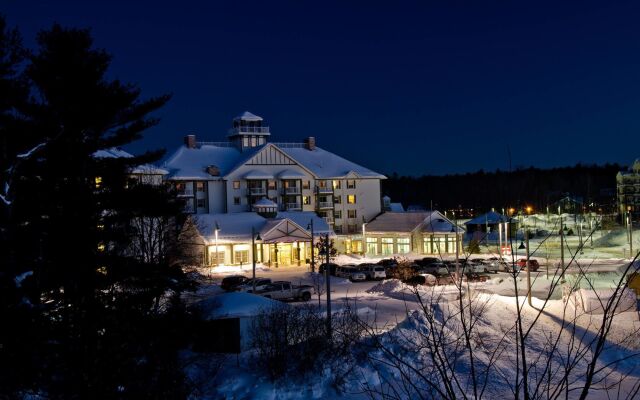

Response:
(1, 22), (194, 398)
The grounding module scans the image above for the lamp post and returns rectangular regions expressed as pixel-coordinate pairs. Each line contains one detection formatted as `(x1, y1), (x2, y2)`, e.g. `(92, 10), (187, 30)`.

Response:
(559, 205), (565, 280)
(251, 227), (262, 293)
(452, 212), (460, 282)
(307, 219), (315, 272)
(628, 207), (633, 257)
(322, 233), (332, 339)
(214, 221), (220, 266)
(362, 217), (367, 258)
(519, 227), (532, 307)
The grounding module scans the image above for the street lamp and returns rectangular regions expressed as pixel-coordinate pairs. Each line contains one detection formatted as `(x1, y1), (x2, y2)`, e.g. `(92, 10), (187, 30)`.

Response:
(307, 219), (315, 272)
(251, 227), (262, 293)
(362, 216), (367, 258)
(214, 221), (220, 267)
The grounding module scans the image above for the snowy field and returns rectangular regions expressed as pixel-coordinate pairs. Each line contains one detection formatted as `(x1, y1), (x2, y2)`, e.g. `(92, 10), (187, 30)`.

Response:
(185, 257), (640, 400)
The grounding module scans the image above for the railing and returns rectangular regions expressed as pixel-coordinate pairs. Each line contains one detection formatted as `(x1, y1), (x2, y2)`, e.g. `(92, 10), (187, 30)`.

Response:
(271, 142), (306, 148)
(283, 187), (301, 195)
(318, 201), (333, 209)
(323, 216), (334, 224)
(196, 141), (235, 147)
(229, 126), (270, 135)
(285, 203), (302, 211)
(247, 188), (266, 195)
(316, 186), (333, 194)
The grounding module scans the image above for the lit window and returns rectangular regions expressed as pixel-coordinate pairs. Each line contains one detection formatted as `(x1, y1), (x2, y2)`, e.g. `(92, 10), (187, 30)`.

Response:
(397, 237), (410, 254)
(95, 176), (102, 189)
(347, 195), (356, 204)
(348, 209), (357, 219)
(97, 242), (105, 252)
(347, 180), (356, 189)
(333, 180), (341, 189)
(366, 238), (378, 255)
(233, 181), (241, 189)
(381, 238), (394, 255)
(268, 180), (277, 190)
(303, 181), (310, 189)
(303, 196), (311, 205)
(196, 182), (205, 192)
(234, 250), (249, 264)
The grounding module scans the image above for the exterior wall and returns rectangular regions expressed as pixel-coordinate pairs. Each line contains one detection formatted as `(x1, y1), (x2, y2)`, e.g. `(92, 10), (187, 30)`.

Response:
(617, 170), (640, 218)
(208, 180), (226, 214)
(332, 178), (381, 235)
(364, 232), (463, 256)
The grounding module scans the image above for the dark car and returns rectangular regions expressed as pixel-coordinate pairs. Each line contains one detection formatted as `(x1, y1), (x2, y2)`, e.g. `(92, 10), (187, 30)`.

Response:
(517, 259), (540, 271)
(377, 258), (398, 268)
(220, 275), (249, 291)
(319, 262), (339, 275)
(416, 257), (440, 267)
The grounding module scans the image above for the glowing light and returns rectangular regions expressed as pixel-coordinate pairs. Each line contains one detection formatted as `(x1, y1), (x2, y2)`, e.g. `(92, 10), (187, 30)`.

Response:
(95, 176), (102, 188)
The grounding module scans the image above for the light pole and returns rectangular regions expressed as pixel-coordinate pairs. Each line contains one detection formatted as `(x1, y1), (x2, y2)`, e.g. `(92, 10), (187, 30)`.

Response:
(251, 227), (262, 293)
(559, 205), (565, 280)
(519, 227), (532, 307)
(628, 207), (633, 258)
(214, 221), (220, 266)
(307, 219), (315, 272)
(452, 212), (460, 281)
(323, 233), (332, 339)
(362, 217), (367, 258)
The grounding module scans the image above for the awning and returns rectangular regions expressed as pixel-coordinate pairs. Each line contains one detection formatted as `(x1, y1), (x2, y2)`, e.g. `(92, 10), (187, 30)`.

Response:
(277, 169), (306, 179)
(243, 170), (274, 180)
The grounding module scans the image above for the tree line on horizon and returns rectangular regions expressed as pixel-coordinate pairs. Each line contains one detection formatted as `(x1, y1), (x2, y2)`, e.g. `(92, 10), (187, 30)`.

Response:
(382, 163), (622, 214)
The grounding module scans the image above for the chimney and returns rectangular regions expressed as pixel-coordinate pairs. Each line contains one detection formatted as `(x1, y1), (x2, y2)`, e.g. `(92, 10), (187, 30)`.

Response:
(184, 134), (197, 149)
(206, 165), (220, 176)
(304, 136), (316, 151)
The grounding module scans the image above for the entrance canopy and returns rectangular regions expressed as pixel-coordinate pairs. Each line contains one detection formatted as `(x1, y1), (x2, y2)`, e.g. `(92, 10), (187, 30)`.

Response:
(259, 219), (311, 244)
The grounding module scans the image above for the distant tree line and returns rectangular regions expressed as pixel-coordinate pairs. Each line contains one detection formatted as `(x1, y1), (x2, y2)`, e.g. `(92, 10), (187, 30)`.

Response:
(382, 164), (622, 214)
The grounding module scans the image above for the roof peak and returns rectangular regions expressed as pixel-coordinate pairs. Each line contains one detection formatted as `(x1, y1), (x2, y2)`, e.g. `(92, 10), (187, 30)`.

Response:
(234, 111), (263, 121)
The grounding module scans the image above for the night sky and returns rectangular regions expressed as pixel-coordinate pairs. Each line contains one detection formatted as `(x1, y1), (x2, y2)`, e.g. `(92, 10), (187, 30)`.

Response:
(4, 1), (640, 175)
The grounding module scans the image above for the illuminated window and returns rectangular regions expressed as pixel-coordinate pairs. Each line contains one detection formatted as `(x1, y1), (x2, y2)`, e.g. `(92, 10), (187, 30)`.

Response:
(97, 242), (106, 252)
(196, 182), (205, 192)
(95, 176), (102, 188)
(366, 238), (378, 255)
(303, 196), (311, 205)
(333, 180), (341, 189)
(302, 181), (310, 189)
(397, 237), (410, 254)
(233, 181), (241, 189)
(347, 195), (356, 204)
(234, 250), (249, 264)
(268, 180), (277, 190)
(381, 238), (394, 255)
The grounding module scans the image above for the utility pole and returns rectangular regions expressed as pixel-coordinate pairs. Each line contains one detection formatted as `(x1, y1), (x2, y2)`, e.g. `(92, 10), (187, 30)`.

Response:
(324, 233), (331, 339)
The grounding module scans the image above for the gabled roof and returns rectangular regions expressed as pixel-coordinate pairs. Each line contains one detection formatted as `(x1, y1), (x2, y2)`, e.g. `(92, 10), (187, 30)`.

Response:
(191, 211), (333, 244)
(93, 147), (168, 175)
(234, 111), (263, 121)
(464, 211), (508, 225)
(366, 211), (463, 234)
(163, 141), (385, 181)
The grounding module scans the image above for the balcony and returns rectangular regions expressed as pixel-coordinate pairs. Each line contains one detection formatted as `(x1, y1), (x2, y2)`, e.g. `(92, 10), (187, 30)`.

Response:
(247, 187), (267, 196)
(318, 201), (333, 209)
(177, 189), (194, 197)
(229, 126), (270, 135)
(285, 202), (302, 211)
(316, 185), (333, 194)
(282, 187), (301, 195)
(323, 216), (334, 224)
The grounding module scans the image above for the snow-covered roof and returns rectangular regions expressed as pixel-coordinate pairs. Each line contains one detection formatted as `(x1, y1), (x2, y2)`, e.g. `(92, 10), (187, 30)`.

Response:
(279, 146), (385, 179)
(389, 203), (405, 212)
(421, 211), (464, 234)
(243, 169), (274, 180)
(198, 292), (283, 319)
(253, 198), (277, 208)
(191, 211), (333, 243)
(366, 211), (463, 234)
(163, 142), (384, 180)
(93, 148), (168, 175)
(277, 169), (306, 179)
(234, 111), (263, 121)
(465, 211), (508, 226)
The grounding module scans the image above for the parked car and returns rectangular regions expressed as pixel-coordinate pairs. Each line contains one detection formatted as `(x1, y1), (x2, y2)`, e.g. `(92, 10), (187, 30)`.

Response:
(236, 278), (272, 293)
(377, 258), (398, 268)
(319, 262), (339, 275)
(415, 257), (440, 267)
(220, 275), (249, 291)
(461, 262), (485, 274)
(473, 258), (500, 274)
(517, 259), (540, 271)
(358, 263), (387, 280)
(418, 262), (449, 276)
(258, 281), (314, 302)
(406, 273), (437, 286)
(336, 265), (367, 281)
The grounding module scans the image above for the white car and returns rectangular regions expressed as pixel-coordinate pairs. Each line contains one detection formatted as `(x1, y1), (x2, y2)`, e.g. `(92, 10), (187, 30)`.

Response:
(236, 278), (272, 293)
(358, 264), (387, 280)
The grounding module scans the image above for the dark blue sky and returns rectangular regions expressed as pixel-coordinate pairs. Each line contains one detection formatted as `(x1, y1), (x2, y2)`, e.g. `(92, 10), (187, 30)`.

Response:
(5, 1), (640, 175)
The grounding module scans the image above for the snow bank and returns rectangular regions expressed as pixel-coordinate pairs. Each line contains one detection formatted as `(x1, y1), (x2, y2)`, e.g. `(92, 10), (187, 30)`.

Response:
(198, 292), (283, 319)
(568, 288), (637, 314)
(366, 279), (408, 295)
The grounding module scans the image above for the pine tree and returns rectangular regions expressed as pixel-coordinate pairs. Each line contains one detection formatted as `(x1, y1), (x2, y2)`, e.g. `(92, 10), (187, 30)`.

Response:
(1, 22), (194, 398)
